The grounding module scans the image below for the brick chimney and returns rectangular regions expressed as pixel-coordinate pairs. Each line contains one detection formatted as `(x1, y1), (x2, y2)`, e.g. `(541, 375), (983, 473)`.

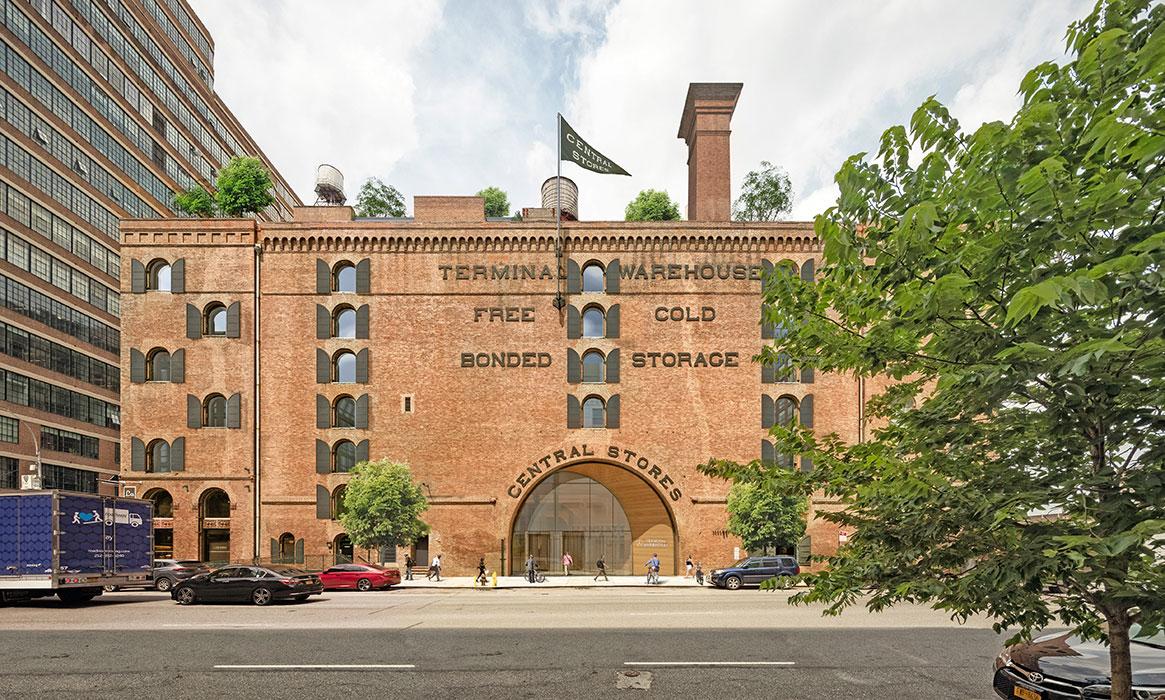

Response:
(677, 82), (742, 222)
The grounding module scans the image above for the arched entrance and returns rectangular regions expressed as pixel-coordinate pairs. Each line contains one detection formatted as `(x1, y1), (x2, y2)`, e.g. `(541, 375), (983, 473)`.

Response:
(333, 533), (353, 565)
(144, 488), (173, 559)
(199, 488), (231, 563)
(509, 463), (677, 575)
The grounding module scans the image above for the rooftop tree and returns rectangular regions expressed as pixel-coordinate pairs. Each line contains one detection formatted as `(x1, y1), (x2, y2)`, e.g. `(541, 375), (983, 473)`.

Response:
(701, 1), (1165, 697)
(173, 185), (215, 217)
(215, 156), (275, 217)
(477, 186), (510, 218)
(624, 189), (681, 221)
(733, 161), (794, 221)
(355, 177), (406, 217)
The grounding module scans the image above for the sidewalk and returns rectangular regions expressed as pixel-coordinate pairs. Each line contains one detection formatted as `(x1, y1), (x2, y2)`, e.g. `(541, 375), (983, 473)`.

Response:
(396, 574), (711, 589)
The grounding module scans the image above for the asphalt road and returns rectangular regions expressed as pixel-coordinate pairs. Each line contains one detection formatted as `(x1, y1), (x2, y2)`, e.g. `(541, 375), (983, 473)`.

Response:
(0, 587), (1009, 699)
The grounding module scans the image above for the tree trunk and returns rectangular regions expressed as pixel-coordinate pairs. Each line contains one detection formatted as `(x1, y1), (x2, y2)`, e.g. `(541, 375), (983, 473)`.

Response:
(1107, 611), (1134, 700)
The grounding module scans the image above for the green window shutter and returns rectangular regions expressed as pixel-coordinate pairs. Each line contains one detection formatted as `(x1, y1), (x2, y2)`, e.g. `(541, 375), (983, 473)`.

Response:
(605, 304), (620, 339)
(270, 538), (278, 561)
(316, 484), (331, 520)
(762, 395), (774, 429)
(606, 394), (620, 429)
(606, 349), (620, 384)
(796, 535), (812, 566)
(316, 395), (330, 429)
(316, 349), (330, 384)
(605, 259), (620, 294)
(131, 259), (146, 293)
(130, 349), (145, 383)
(356, 349), (369, 384)
(186, 304), (201, 339)
(761, 362), (775, 384)
(355, 394), (369, 429)
(170, 437), (185, 472)
(171, 349), (185, 383)
(800, 394), (814, 428)
(316, 439), (330, 474)
(356, 258), (371, 294)
(295, 538), (304, 564)
(800, 455), (813, 473)
(356, 439), (369, 463)
(187, 394), (201, 429)
(761, 439), (775, 466)
(170, 258), (185, 293)
(316, 304), (330, 339)
(566, 259), (580, 294)
(227, 392), (241, 429)
(800, 258), (815, 283)
(566, 305), (580, 339)
(801, 367), (814, 384)
(761, 259), (773, 288)
(316, 259), (329, 294)
(761, 302), (775, 340)
(226, 302), (241, 338)
(356, 304), (369, 339)
(566, 395), (581, 429)
(567, 348), (580, 384)
(131, 437), (145, 471)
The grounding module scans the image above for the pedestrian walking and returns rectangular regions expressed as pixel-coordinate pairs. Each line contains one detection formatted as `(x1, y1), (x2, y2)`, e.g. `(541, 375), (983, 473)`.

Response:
(428, 553), (442, 581)
(685, 554), (694, 579)
(593, 555), (608, 582)
(525, 554), (537, 584)
(562, 551), (573, 576)
(404, 553), (414, 581)
(476, 557), (488, 586)
(695, 561), (705, 585)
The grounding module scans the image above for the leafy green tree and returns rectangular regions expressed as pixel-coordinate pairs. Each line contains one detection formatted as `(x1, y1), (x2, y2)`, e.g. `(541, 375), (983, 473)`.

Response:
(624, 189), (681, 221)
(355, 177), (406, 217)
(733, 161), (793, 221)
(477, 186), (510, 218)
(173, 186), (215, 217)
(214, 156), (275, 217)
(339, 460), (431, 553)
(702, 2), (1165, 697)
(726, 482), (807, 555)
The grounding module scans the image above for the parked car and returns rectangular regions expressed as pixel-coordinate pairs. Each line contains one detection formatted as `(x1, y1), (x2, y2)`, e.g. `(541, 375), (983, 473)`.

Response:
(318, 563), (401, 591)
(993, 627), (1165, 700)
(103, 559), (211, 592)
(171, 565), (323, 606)
(709, 556), (799, 590)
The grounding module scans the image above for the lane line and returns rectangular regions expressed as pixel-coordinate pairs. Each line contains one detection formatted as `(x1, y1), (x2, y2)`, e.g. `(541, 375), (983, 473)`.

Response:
(213, 664), (415, 670)
(624, 661), (795, 667)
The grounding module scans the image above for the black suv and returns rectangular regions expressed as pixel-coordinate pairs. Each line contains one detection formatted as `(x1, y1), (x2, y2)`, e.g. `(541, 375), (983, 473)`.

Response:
(710, 556), (800, 590)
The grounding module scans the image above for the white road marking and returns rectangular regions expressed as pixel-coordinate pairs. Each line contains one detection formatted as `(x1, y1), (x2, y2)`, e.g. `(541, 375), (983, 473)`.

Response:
(624, 661), (795, 667)
(213, 664), (415, 670)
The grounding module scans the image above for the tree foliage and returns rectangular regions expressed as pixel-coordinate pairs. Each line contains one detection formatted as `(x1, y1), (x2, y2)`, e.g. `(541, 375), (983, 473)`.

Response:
(173, 186), (215, 217)
(702, 2), (1165, 697)
(726, 482), (807, 555)
(355, 177), (406, 217)
(733, 161), (794, 221)
(338, 460), (430, 551)
(624, 189), (681, 221)
(214, 156), (275, 217)
(477, 186), (510, 218)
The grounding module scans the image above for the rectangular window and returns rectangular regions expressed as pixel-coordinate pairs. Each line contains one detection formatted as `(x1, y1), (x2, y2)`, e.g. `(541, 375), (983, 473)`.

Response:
(41, 462), (98, 493)
(0, 456), (17, 489)
(0, 415), (18, 443)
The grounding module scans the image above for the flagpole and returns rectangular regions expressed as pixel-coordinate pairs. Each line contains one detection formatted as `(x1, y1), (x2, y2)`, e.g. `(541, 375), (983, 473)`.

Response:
(554, 113), (565, 310)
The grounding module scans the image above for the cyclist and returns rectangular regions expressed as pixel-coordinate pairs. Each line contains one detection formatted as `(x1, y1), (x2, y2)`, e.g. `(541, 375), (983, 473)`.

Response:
(645, 553), (661, 584)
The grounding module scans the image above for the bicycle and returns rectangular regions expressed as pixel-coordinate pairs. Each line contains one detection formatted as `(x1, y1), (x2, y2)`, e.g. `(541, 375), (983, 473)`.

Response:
(645, 565), (660, 585)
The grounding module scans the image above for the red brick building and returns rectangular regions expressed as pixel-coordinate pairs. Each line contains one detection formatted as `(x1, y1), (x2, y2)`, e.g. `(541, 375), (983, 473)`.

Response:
(119, 84), (862, 574)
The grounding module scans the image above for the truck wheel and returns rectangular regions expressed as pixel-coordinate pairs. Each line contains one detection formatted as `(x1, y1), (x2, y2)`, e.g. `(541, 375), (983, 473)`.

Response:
(175, 587), (196, 605)
(356, 578), (372, 592)
(102, 585), (119, 592)
(252, 587), (273, 606)
(57, 589), (99, 604)
(725, 576), (743, 590)
(155, 577), (173, 592)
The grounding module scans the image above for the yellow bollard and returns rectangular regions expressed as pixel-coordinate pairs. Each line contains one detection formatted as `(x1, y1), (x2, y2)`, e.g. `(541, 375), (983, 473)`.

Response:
(491, 571), (498, 587)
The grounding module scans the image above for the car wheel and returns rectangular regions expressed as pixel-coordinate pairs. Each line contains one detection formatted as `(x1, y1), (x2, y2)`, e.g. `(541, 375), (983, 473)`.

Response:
(155, 577), (173, 592)
(251, 587), (273, 606)
(175, 587), (196, 605)
(102, 585), (118, 592)
(356, 578), (372, 592)
(725, 576), (742, 590)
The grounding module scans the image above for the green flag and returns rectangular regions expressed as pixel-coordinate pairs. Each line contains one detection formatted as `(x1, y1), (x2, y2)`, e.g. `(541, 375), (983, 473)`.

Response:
(558, 114), (630, 176)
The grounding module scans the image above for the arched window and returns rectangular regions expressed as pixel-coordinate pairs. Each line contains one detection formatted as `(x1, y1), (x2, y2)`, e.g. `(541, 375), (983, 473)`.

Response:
(582, 396), (606, 428)
(144, 488), (173, 518)
(582, 350), (605, 383)
(333, 306), (356, 339)
(146, 439), (169, 472)
(277, 532), (295, 563)
(333, 350), (356, 383)
(333, 439), (356, 472)
(200, 488), (230, 519)
(333, 262), (356, 293)
(332, 484), (348, 520)
(581, 306), (605, 338)
(204, 303), (227, 336)
(203, 394), (227, 427)
(582, 262), (605, 292)
(333, 395), (356, 428)
(775, 396), (798, 427)
(146, 348), (170, 382)
(147, 259), (171, 292)
(775, 353), (797, 382)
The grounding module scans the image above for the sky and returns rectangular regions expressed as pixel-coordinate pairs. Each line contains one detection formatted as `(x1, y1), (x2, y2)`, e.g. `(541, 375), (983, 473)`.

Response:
(189, 0), (1093, 221)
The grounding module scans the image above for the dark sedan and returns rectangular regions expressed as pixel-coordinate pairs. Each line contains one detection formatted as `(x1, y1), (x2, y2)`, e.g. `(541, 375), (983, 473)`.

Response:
(171, 565), (323, 606)
(709, 556), (800, 590)
(993, 627), (1165, 700)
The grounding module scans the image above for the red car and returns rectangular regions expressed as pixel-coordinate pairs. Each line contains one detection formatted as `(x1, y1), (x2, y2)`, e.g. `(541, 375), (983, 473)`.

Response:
(318, 563), (401, 591)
